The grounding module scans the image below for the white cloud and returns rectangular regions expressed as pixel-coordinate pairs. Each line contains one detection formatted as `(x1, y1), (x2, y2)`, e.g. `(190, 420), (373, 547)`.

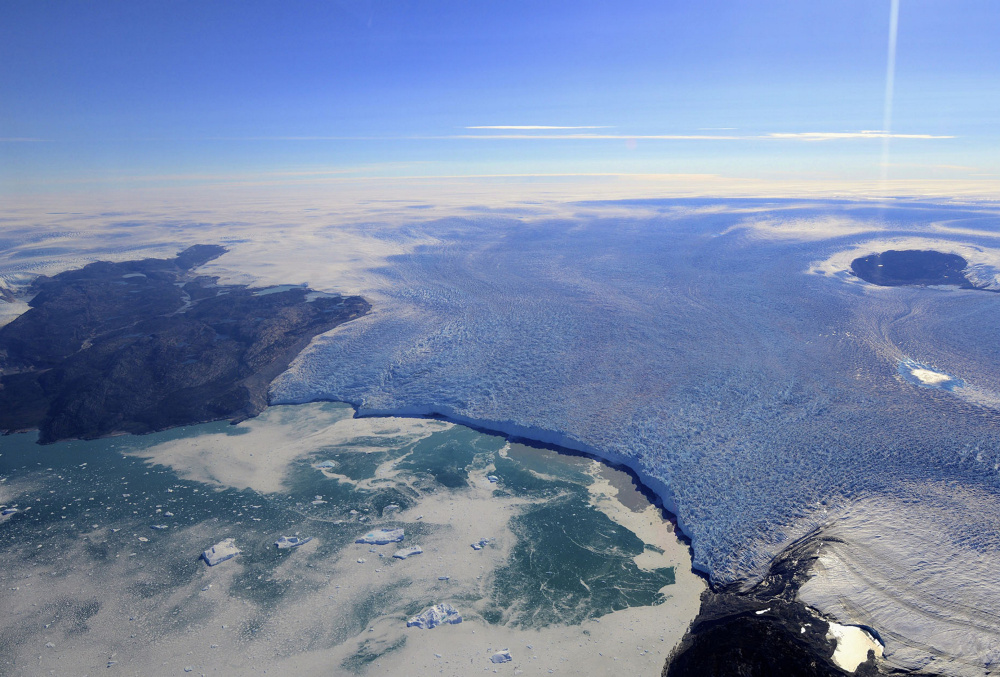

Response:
(449, 130), (953, 141)
(764, 130), (953, 141)
(450, 133), (742, 140)
(728, 215), (883, 241)
(465, 125), (612, 130)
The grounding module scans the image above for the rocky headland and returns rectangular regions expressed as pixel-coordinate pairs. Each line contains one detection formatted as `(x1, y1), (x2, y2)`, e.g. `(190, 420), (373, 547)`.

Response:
(0, 245), (370, 443)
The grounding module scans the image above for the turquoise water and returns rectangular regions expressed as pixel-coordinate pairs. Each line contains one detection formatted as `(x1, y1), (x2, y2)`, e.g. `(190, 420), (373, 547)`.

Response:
(0, 403), (676, 671)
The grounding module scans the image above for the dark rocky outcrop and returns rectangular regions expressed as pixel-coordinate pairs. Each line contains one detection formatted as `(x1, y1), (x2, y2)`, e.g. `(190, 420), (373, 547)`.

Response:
(0, 245), (370, 443)
(662, 537), (935, 677)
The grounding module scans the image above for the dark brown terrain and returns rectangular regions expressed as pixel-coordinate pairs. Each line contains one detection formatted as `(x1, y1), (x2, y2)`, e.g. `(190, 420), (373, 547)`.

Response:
(662, 537), (939, 677)
(0, 245), (370, 443)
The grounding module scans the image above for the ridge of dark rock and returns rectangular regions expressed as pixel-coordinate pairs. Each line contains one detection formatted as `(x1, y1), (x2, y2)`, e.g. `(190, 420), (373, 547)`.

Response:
(662, 536), (941, 677)
(0, 245), (370, 443)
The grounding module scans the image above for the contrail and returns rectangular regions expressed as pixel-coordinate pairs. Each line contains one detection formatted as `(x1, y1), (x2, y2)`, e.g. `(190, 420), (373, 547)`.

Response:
(880, 0), (901, 190)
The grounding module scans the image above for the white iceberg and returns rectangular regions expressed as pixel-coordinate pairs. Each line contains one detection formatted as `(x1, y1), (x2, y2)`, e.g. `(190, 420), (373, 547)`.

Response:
(356, 528), (404, 545)
(275, 536), (313, 549)
(407, 603), (462, 629)
(490, 650), (513, 664)
(471, 537), (490, 551)
(393, 546), (423, 559)
(202, 538), (240, 566)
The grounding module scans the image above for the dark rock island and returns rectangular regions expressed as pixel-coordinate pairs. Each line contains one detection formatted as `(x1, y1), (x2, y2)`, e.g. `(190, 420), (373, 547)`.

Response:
(0, 245), (370, 443)
(850, 249), (978, 289)
(664, 539), (886, 677)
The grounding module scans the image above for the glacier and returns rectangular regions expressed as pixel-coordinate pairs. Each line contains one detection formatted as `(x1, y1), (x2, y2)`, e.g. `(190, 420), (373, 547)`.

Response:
(269, 199), (1000, 675)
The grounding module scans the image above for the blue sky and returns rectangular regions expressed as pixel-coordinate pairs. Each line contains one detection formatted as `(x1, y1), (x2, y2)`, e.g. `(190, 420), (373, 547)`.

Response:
(1, 0), (998, 194)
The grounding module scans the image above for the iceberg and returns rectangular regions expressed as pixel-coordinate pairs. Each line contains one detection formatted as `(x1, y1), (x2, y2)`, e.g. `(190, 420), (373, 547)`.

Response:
(393, 546), (423, 559)
(406, 603), (462, 629)
(201, 538), (240, 566)
(470, 537), (490, 551)
(275, 536), (312, 549)
(355, 528), (404, 545)
(490, 650), (513, 664)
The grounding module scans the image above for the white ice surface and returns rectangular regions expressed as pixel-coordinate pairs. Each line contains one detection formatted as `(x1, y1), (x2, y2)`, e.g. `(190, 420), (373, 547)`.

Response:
(827, 622), (883, 673)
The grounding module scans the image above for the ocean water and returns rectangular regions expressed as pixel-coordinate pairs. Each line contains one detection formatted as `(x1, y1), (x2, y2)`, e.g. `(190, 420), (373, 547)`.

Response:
(269, 200), (1000, 674)
(0, 402), (689, 675)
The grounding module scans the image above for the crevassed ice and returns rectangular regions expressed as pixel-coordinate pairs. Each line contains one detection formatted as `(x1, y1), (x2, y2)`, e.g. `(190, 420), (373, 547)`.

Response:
(272, 202), (1000, 674)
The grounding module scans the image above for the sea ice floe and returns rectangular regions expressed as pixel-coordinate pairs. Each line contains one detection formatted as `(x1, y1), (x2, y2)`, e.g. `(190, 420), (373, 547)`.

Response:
(406, 603), (462, 629)
(202, 538), (240, 566)
(275, 536), (312, 549)
(393, 546), (423, 559)
(490, 649), (513, 664)
(355, 528), (404, 545)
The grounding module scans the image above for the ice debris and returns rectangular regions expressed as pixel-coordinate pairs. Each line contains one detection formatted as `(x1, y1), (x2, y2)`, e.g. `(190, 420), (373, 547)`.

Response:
(383, 504), (401, 514)
(471, 537), (490, 551)
(393, 546), (423, 559)
(407, 603), (463, 629)
(487, 475), (499, 483)
(490, 650), (513, 664)
(275, 536), (312, 549)
(356, 528), (404, 545)
(202, 538), (240, 566)
(150, 524), (168, 530)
